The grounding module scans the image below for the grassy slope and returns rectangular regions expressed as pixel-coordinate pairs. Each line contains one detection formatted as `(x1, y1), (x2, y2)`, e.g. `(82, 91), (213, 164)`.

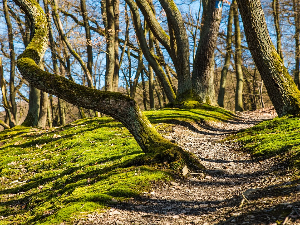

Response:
(231, 116), (300, 170)
(0, 105), (234, 224)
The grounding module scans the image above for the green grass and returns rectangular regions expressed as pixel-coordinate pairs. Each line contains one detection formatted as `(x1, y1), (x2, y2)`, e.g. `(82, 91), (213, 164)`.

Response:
(231, 116), (300, 169)
(0, 106), (234, 224)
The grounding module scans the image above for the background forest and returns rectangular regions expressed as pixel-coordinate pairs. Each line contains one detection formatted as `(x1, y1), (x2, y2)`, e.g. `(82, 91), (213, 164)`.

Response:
(0, 0), (298, 128)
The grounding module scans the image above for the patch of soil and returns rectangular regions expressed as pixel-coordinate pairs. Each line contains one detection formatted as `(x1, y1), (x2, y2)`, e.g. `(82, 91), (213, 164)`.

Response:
(75, 107), (300, 225)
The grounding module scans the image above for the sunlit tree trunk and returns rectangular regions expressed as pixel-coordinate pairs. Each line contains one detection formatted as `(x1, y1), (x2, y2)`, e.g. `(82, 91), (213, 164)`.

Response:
(237, 0), (300, 117)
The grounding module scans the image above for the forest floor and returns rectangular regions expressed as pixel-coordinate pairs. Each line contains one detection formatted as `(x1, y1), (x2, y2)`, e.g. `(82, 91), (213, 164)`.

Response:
(76, 107), (300, 225)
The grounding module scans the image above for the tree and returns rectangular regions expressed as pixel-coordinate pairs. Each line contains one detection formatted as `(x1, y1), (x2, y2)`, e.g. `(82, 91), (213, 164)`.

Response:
(237, 0), (300, 117)
(233, 0), (244, 112)
(13, 0), (204, 172)
(218, 3), (234, 107)
(293, 0), (300, 88)
(192, 0), (224, 104)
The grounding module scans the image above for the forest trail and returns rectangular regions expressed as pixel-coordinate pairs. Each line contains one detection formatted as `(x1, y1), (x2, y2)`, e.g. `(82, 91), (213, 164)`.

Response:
(75, 108), (300, 225)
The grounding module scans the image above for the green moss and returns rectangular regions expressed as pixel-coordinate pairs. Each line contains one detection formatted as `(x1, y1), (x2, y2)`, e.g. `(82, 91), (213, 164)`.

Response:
(0, 117), (170, 224)
(229, 116), (300, 170)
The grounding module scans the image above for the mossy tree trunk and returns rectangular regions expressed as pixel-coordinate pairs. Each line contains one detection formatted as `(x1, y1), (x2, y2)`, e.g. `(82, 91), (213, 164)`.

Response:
(218, 4), (233, 107)
(13, 0), (203, 172)
(192, 0), (223, 105)
(237, 0), (300, 117)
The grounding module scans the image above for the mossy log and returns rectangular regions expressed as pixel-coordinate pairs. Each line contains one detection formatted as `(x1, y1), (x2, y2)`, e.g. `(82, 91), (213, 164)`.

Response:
(13, 0), (204, 172)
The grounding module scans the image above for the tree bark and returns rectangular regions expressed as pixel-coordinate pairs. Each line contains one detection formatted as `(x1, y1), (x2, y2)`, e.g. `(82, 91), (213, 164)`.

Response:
(13, 0), (203, 171)
(237, 0), (300, 117)
(218, 4), (233, 107)
(3, 0), (17, 123)
(37, 90), (48, 128)
(158, 0), (191, 100)
(105, 0), (115, 91)
(192, 0), (223, 105)
(233, 1), (244, 112)
(80, 0), (93, 79)
(272, 0), (284, 61)
(149, 31), (155, 109)
(113, 0), (120, 91)
(293, 0), (300, 89)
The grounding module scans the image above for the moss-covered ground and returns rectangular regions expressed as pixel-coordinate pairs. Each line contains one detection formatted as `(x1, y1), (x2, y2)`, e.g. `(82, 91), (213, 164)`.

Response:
(0, 105), (234, 224)
(230, 116), (300, 170)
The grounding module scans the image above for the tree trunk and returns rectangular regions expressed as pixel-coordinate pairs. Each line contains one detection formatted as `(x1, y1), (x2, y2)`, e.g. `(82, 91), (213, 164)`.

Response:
(218, 4), (233, 108)
(3, 0), (17, 123)
(58, 98), (66, 126)
(0, 57), (15, 128)
(141, 70), (148, 111)
(37, 91), (48, 128)
(233, 1), (244, 112)
(105, 0), (115, 91)
(22, 86), (40, 127)
(13, 0), (203, 171)
(192, 0), (223, 105)
(157, 0), (191, 100)
(126, 0), (176, 103)
(237, 0), (300, 117)
(113, 0), (120, 91)
(272, 0), (283, 61)
(293, 0), (300, 89)
(149, 31), (155, 109)
(80, 0), (93, 80)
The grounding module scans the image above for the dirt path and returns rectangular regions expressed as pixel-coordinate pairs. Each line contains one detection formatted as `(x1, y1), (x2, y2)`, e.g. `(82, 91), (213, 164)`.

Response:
(76, 108), (300, 225)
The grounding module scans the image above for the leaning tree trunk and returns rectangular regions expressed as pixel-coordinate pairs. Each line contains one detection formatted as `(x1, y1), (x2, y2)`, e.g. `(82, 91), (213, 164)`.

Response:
(192, 0), (223, 105)
(237, 0), (300, 117)
(13, 0), (203, 172)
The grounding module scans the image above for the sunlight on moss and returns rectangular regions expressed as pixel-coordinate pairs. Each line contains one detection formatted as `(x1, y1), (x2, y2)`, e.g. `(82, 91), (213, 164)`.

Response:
(0, 107), (234, 224)
(231, 116), (300, 169)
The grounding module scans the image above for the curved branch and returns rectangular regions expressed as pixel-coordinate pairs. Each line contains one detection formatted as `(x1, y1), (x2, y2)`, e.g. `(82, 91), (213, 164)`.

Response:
(135, 0), (172, 57)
